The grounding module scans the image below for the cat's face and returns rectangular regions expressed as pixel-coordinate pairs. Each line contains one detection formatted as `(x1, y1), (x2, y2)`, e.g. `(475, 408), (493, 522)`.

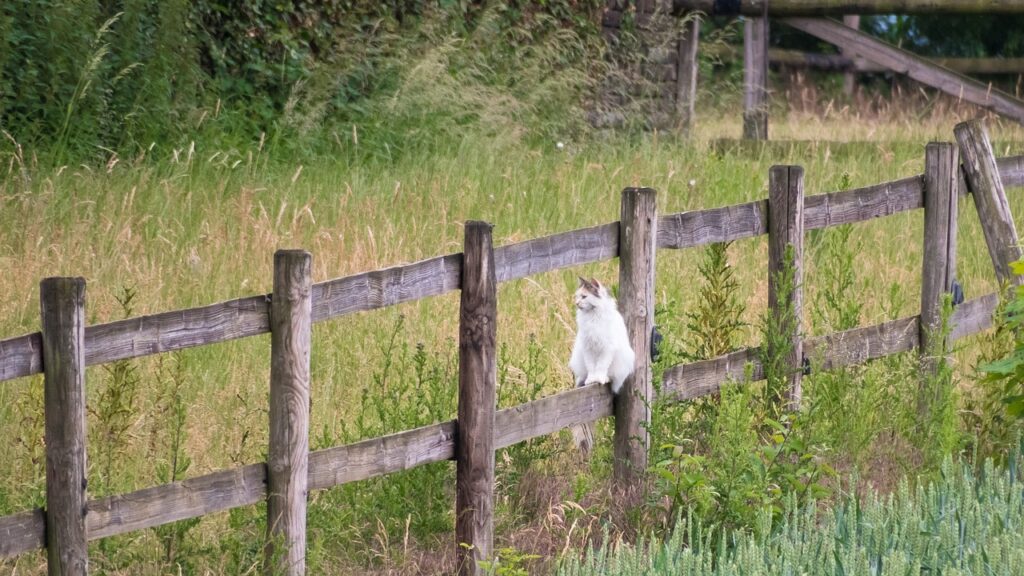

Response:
(574, 277), (605, 311)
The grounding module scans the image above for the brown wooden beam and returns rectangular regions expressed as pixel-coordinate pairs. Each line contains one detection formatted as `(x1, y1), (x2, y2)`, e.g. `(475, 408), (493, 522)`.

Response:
(674, 0), (1024, 16)
(783, 18), (1024, 123)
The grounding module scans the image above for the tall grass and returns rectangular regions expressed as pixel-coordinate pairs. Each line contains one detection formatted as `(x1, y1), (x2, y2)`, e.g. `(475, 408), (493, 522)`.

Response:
(0, 113), (1023, 572)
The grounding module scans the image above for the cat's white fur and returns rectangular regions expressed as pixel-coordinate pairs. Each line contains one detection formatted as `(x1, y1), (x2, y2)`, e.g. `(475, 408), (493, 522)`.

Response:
(569, 277), (635, 394)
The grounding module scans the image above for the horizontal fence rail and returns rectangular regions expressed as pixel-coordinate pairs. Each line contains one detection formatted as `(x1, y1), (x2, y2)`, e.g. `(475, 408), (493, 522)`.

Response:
(1, 138), (1022, 567)
(0, 290), (1000, 558)
(0, 156), (1021, 385)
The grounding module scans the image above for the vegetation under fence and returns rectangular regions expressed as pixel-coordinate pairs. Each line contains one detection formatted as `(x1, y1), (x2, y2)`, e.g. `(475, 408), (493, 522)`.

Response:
(1, 119), (1023, 574)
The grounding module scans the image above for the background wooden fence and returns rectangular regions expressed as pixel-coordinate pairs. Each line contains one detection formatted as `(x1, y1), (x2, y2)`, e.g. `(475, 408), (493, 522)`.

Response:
(656, 2), (1024, 139)
(1, 119), (1024, 575)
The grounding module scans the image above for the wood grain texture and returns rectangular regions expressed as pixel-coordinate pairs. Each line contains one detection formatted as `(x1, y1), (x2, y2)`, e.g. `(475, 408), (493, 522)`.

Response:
(0, 509), (45, 558)
(266, 251), (312, 576)
(657, 200), (768, 249)
(313, 253), (462, 321)
(660, 347), (763, 402)
(950, 293), (999, 342)
(85, 294), (271, 366)
(804, 175), (924, 229)
(494, 383), (613, 450)
(307, 422), (457, 491)
(803, 316), (919, 372)
(494, 223), (619, 283)
(957, 120), (1024, 287)
(919, 144), (959, 403)
(615, 188), (656, 484)
(456, 221), (497, 576)
(743, 11), (769, 140)
(783, 18), (1024, 123)
(999, 155), (1024, 187)
(41, 277), (88, 576)
(672, 0), (1024, 15)
(676, 16), (700, 134)
(0, 332), (42, 382)
(768, 166), (805, 411)
(86, 463), (267, 540)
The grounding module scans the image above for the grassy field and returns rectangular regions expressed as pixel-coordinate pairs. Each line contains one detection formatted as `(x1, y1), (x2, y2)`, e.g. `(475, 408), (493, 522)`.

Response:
(2, 105), (1024, 573)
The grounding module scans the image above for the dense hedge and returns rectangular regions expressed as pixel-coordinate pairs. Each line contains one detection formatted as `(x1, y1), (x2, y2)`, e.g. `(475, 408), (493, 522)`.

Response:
(0, 0), (601, 160)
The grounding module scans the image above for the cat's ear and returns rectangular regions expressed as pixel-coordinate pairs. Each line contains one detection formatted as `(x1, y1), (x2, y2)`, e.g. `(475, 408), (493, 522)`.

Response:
(577, 276), (588, 288)
(591, 278), (603, 291)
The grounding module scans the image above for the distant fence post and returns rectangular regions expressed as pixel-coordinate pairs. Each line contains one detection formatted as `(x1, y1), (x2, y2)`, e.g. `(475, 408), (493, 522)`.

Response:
(743, 5), (769, 140)
(615, 188), (656, 485)
(676, 14), (700, 135)
(841, 15), (861, 95)
(456, 221), (497, 576)
(919, 143), (959, 415)
(955, 119), (1023, 288)
(41, 277), (88, 576)
(768, 167), (804, 411)
(266, 250), (312, 576)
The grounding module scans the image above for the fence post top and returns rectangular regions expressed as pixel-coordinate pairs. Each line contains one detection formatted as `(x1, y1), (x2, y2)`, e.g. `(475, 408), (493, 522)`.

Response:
(273, 248), (311, 258)
(769, 164), (804, 175)
(621, 187), (656, 196)
(40, 277), (85, 286)
(464, 220), (493, 229)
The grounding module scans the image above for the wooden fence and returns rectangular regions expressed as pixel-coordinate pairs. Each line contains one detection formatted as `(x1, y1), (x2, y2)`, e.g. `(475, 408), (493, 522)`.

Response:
(2, 120), (1024, 575)
(656, 2), (1024, 140)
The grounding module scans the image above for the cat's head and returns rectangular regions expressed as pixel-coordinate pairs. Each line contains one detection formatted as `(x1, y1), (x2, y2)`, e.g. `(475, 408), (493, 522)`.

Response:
(574, 277), (610, 311)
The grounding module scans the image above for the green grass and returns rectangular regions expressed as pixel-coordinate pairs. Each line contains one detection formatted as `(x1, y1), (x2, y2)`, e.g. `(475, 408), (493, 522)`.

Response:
(1, 112), (1024, 573)
(558, 457), (1024, 575)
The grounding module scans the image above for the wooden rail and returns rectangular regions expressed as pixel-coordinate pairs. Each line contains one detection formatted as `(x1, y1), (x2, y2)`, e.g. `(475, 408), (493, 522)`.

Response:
(0, 290), (1000, 559)
(672, 0), (1024, 15)
(1, 132), (1022, 571)
(706, 45), (1024, 75)
(4, 157), (1019, 386)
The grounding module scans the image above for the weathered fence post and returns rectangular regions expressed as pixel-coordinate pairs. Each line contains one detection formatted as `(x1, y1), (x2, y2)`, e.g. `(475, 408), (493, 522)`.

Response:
(841, 15), (861, 95)
(919, 143), (959, 414)
(676, 14), (700, 135)
(41, 277), (88, 576)
(768, 166), (804, 411)
(955, 119), (1023, 288)
(266, 250), (312, 575)
(456, 221), (497, 576)
(615, 188), (656, 485)
(743, 5), (769, 140)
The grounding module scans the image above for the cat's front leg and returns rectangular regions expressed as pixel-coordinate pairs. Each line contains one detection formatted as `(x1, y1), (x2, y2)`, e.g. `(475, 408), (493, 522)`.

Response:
(569, 347), (587, 388)
(584, 356), (613, 386)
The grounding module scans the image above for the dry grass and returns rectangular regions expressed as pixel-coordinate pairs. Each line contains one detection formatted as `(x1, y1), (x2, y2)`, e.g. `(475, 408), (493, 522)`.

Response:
(1, 94), (1023, 572)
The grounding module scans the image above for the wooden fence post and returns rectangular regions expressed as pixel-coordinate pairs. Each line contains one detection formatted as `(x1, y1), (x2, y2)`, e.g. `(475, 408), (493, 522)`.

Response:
(955, 119), (1023, 288)
(841, 15), (861, 95)
(41, 277), (88, 576)
(456, 221), (497, 576)
(768, 166), (804, 411)
(743, 6), (769, 140)
(266, 250), (312, 575)
(919, 143), (959, 414)
(615, 188), (656, 485)
(676, 15), (700, 135)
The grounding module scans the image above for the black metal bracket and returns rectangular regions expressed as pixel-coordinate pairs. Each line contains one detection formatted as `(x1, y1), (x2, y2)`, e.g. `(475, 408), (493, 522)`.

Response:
(651, 325), (664, 362)
(952, 279), (965, 307)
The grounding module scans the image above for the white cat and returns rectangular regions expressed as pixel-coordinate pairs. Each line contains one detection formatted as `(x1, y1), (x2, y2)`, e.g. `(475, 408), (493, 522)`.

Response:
(569, 277), (635, 395)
